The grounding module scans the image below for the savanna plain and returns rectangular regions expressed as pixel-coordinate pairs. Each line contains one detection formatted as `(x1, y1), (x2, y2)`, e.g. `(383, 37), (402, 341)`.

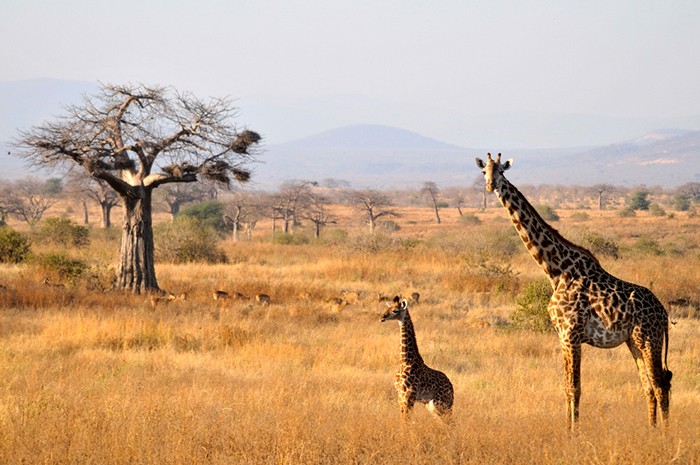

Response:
(1, 203), (699, 465)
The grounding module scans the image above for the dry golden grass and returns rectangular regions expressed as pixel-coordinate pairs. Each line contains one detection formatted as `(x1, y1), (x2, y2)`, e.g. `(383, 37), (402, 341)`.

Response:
(1, 206), (700, 464)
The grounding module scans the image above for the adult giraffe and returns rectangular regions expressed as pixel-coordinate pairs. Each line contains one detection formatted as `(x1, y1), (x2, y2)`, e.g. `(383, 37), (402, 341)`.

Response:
(476, 153), (672, 431)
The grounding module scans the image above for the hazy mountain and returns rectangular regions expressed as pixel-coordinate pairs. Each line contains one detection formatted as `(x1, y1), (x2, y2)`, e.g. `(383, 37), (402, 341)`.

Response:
(254, 125), (700, 189)
(1, 79), (698, 188)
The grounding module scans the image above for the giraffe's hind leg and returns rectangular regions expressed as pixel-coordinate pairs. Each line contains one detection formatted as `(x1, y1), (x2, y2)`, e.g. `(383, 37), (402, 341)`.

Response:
(626, 340), (658, 427)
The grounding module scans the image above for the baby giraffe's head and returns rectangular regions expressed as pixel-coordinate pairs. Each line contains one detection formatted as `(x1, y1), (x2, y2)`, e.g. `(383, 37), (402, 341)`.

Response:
(380, 296), (409, 323)
(475, 152), (513, 193)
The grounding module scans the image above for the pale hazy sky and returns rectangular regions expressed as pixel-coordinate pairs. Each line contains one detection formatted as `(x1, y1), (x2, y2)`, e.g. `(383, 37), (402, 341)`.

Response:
(2, 0), (699, 146)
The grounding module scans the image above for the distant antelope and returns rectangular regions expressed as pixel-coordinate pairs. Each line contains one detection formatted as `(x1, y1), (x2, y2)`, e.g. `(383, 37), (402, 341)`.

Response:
(327, 297), (351, 313)
(470, 320), (491, 329)
(149, 293), (175, 310)
(43, 277), (65, 289)
(340, 290), (361, 304)
(213, 290), (229, 301)
(377, 293), (391, 302)
(255, 293), (271, 306)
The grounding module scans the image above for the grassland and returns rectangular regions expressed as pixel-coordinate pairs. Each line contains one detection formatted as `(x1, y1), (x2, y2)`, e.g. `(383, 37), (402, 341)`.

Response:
(1, 205), (699, 464)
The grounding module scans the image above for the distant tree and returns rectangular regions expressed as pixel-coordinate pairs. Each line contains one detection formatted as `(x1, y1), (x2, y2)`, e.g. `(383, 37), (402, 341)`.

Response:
(0, 177), (58, 226)
(347, 189), (399, 234)
(591, 184), (615, 210)
(158, 182), (210, 220)
(676, 182), (700, 205)
(472, 175), (487, 210)
(302, 190), (334, 239)
(223, 191), (262, 241)
(627, 190), (651, 211)
(67, 171), (120, 228)
(421, 181), (442, 225)
(13, 83), (261, 293)
(45, 178), (64, 195)
(273, 180), (317, 234)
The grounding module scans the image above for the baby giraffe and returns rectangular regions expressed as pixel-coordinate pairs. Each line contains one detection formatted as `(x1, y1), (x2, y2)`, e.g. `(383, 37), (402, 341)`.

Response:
(381, 296), (454, 419)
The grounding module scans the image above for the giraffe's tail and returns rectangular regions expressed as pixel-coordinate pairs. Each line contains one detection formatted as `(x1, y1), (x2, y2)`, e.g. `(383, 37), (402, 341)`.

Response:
(662, 318), (673, 390)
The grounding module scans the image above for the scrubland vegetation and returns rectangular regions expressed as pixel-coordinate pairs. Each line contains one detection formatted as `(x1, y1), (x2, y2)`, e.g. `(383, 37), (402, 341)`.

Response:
(1, 200), (700, 464)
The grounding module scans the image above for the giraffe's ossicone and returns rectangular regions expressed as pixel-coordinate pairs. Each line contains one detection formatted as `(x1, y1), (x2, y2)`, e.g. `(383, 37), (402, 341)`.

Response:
(381, 296), (454, 419)
(476, 153), (672, 431)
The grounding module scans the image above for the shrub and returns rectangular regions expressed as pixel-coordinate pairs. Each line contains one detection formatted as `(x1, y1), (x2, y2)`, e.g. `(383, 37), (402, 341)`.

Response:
(627, 190), (651, 211)
(33, 252), (88, 279)
(672, 194), (691, 212)
(35, 217), (90, 247)
(0, 226), (31, 263)
(511, 279), (553, 333)
(347, 233), (396, 254)
(273, 232), (311, 245)
(579, 230), (620, 259)
(536, 205), (559, 221)
(155, 216), (227, 263)
(648, 203), (666, 217)
(633, 235), (664, 256)
(457, 214), (482, 225)
(618, 208), (636, 218)
(379, 220), (400, 232)
(179, 201), (227, 233)
(570, 212), (589, 221)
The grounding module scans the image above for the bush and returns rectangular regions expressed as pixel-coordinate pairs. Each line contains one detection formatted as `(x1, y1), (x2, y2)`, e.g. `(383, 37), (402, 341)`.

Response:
(35, 217), (90, 247)
(579, 230), (620, 259)
(618, 208), (636, 218)
(155, 216), (227, 263)
(33, 252), (88, 279)
(648, 203), (666, 217)
(570, 212), (589, 221)
(627, 190), (651, 211)
(273, 232), (311, 245)
(536, 205), (559, 221)
(457, 214), (482, 225)
(0, 226), (31, 263)
(633, 235), (664, 256)
(511, 279), (553, 333)
(179, 201), (227, 233)
(672, 194), (691, 212)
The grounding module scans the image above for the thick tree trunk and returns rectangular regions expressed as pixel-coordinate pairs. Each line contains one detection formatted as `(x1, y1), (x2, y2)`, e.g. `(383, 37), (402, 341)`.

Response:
(116, 190), (159, 293)
(100, 202), (113, 229)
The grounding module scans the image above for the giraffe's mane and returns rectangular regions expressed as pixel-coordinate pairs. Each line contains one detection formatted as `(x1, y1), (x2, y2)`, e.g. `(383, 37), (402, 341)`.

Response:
(505, 179), (602, 267)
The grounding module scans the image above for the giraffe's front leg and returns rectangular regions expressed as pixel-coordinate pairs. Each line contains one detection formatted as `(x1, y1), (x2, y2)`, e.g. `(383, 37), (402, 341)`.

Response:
(560, 339), (582, 431)
(398, 385), (415, 421)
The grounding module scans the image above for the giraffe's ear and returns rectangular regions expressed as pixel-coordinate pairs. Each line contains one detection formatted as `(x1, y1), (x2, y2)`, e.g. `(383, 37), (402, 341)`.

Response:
(475, 158), (486, 169)
(503, 158), (513, 170)
(400, 299), (409, 309)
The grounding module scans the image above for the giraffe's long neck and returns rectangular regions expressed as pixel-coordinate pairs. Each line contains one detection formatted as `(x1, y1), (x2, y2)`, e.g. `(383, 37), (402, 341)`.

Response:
(495, 178), (599, 283)
(399, 312), (424, 366)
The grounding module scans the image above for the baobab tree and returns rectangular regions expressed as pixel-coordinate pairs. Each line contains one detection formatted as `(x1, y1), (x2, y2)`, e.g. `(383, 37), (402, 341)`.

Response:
(13, 83), (261, 293)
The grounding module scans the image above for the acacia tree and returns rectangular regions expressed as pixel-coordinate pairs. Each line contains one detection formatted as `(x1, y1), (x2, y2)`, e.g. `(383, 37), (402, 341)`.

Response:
(421, 181), (442, 224)
(348, 189), (398, 234)
(13, 83), (261, 293)
(0, 177), (58, 226)
(302, 190), (334, 239)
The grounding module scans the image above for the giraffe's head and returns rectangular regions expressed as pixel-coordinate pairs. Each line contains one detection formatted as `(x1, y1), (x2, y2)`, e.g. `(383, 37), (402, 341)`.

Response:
(380, 296), (409, 323)
(475, 152), (513, 192)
